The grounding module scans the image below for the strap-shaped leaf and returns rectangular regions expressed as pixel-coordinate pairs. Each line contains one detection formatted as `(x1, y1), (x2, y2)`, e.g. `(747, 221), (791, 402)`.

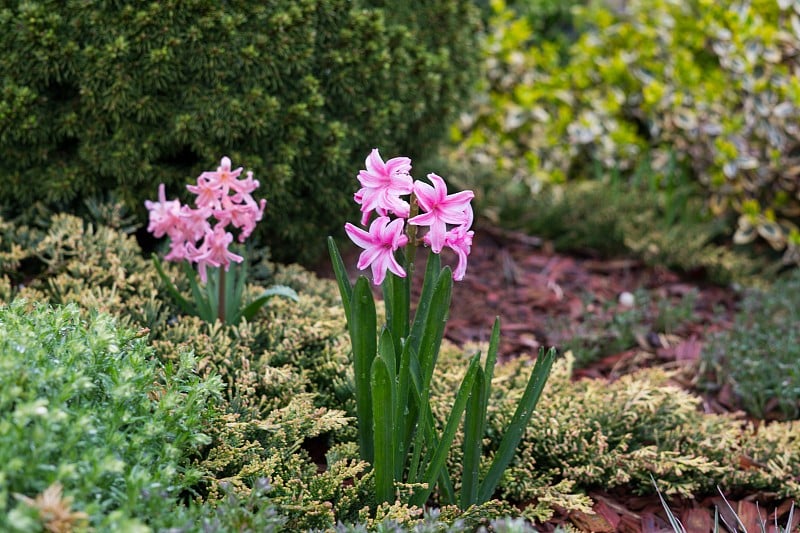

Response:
(184, 262), (213, 322)
(395, 340), (415, 478)
(410, 353), (481, 508)
(408, 252), (441, 355)
(240, 285), (299, 321)
(371, 356), (395, 504)
(151, 254), (196, 317)
(483, 318), (501, 407)
(461, 364), (486, 509)
(417, 266), (453, 396)
(419, 402), (456, 505)
(404, 349), (424, 482)
(226, 258), (247, 324)
(382, 268), (409, 365)
(351, 276), (377, 463)
(377, 328), (397, 391)
(478, 347), (556, 504)
(327, 236), (353, 321)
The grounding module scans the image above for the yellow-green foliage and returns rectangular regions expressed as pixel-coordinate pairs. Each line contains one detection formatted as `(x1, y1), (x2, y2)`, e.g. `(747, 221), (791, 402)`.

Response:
(453, 0), (800, 260)
(198, 395), (366, 530)
(5, 212), (800, 526)
(430, 348), (800, 519)
(0, 212), (368, 529)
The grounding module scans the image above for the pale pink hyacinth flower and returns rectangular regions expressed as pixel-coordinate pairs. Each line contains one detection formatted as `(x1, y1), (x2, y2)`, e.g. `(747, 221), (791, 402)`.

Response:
(408, 173), (474, 254)
(198, 156), (245, 196)
(144, 184), (183, 238)
(345, 216), (409, 285)
(354, 148), (413, 225)
(186, 178), (223, 211)
(190, 224), (244, 283)
(145, 156), (265, 283)
(214, 193), (267, 242)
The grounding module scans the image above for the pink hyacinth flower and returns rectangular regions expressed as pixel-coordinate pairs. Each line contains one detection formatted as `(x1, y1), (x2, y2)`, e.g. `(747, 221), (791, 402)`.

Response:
(214, 194), (267, 243)
(197, 156), (245, 196)
(187, 178), (222, 211)
(443, 228), (474, 281)
(408, 173), (474, 254)
(354, 149), (413, 225)
(144, 184), (183, 238)
(190, 223), (244, 283)
(424, 203), (474, 281)
(344, 216), (409, 285)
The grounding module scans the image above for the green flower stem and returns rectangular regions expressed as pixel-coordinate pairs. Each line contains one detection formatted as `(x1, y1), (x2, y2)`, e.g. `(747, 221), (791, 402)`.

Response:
(405, 193), (419, 282)
(218, 267), (226, 324)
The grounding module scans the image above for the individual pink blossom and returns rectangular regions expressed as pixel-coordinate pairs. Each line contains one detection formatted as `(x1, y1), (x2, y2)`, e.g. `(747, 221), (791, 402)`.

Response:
(214, 194), (267, 242)
(424, 204), (474, 281)
(190, 223), (244, 283)
(440, 227), (473, 281)
(187, 178), (222, 211)
(354, 149), (413, 225)
(345, 216), (409, 285)
(197, 156), (245, 196)
(144, 184), (183, 238)
(233, 170), (260, 196)
(408, 173), (474, 254)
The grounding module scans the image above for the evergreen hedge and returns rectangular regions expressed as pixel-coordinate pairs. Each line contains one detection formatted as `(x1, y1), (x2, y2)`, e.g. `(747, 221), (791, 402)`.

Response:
(0, 0), (480, 264)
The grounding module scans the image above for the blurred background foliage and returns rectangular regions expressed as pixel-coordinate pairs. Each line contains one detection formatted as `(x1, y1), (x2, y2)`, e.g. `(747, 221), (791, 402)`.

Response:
(0, 0), (480, 265)
(447, 0), (800, 267)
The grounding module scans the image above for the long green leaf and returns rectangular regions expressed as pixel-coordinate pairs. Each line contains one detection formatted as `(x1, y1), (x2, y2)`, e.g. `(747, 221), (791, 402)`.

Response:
(420, 403), (456, 505)
(327, 236), (353, 321)
(406, 351), (430, 483)
(351, 277), (377, 463)
(372, 356), (395, 504)
(184, 262), (213, 321)
(382, 269), (409, 365)
(240, 285), (299, 321)
(410, 353), (481, 508)
(395, 340), (415, 478)
(378, 328), (397, 391)
(477, 323), (502, 454)
(151, 255), (196, 316)
(461, 364), (486, 509)
(408, 252), (441, 355)
(478, 348), (556, 503)
(417, 266), (453, 395)
(224, 259), (244, 323)
(483, 318), (501, 404)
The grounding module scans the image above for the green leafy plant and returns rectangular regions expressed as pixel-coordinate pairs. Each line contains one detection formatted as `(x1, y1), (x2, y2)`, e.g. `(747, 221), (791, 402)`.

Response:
(0, 300), (222, 530)
(700, 269), (800, 419)
(450, 0), (800, 260)
(328, 150), (555, 509)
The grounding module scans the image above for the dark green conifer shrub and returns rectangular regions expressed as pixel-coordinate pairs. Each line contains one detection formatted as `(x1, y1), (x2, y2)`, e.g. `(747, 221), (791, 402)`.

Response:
(0, 0), (480, 264)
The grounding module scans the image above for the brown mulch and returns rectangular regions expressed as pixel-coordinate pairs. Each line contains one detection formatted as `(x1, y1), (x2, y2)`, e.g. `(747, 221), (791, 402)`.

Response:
(314, 219), (796, 532)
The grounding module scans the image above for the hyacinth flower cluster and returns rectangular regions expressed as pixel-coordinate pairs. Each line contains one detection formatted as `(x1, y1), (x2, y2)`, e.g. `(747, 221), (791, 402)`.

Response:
(328, 150), (554, 510)
(146, 157), (296, 325)
(345, 149), (475, 285)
